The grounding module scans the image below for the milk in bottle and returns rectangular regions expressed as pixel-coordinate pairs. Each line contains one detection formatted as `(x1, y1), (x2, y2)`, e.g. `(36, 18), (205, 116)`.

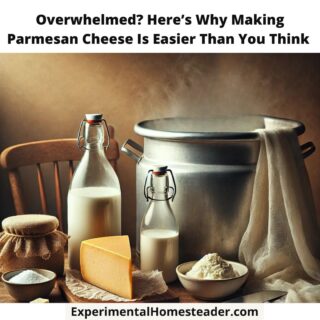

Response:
(68, 114), (121, 270)
(140, 166), (179, 283)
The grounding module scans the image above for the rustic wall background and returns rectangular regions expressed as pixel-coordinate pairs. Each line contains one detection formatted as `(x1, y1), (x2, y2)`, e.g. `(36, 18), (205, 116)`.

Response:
(0, 54), (319, 241)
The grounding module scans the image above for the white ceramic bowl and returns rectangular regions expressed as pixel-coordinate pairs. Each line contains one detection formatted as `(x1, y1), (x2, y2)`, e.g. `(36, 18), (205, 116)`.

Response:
(176, 260), (248, 300)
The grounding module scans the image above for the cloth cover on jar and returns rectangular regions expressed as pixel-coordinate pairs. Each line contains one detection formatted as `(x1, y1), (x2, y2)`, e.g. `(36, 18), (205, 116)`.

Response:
(0, 214), (68, 275)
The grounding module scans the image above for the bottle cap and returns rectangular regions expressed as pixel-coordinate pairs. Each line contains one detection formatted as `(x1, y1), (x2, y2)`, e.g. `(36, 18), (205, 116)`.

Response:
(85, 114), (103, 124)
(152, 165), (168, 176)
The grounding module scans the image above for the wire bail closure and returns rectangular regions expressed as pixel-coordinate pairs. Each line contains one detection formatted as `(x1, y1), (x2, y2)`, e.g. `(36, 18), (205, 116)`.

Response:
(144, 168), (177, 202)
(77, 118), (110, 150)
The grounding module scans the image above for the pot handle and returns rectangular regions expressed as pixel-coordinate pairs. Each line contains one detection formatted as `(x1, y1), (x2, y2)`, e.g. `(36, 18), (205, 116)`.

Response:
(301, 141), (316, 159)
(121, 139), (144, 163)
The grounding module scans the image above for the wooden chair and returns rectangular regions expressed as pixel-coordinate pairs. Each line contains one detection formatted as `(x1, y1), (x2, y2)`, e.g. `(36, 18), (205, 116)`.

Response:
(0, 126), (119, 230)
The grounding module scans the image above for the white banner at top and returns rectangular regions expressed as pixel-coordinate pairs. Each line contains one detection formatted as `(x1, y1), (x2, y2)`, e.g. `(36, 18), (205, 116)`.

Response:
(0, 0), (319, 53)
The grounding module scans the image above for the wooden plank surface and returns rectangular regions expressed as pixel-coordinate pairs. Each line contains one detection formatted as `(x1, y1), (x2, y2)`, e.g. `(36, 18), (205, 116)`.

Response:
(0, 275), (201, 303)
(0, 254), (202, 303)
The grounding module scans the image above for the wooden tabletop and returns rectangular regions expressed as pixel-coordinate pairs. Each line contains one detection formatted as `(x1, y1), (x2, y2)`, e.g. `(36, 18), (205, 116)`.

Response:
(0, 255), (202, 303)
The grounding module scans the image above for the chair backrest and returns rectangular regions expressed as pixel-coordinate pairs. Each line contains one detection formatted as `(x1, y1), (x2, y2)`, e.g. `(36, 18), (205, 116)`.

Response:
(0, 126), (119, 230)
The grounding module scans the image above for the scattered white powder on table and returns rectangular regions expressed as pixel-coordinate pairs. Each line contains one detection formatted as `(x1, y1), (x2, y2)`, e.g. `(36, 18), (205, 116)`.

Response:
(9, 270), (50, 284)
(187, 253), (239, 280)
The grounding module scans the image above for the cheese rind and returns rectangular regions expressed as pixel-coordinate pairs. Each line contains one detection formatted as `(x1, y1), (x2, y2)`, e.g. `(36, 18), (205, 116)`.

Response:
(80, 235), (132, 299)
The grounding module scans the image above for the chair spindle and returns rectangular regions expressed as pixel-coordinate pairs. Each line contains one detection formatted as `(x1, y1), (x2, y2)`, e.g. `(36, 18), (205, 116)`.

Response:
(36, 163), (48, 214)
(8, 169), (25, 214)
(54, 161), (63, 230)
(68, 160), (74, 183)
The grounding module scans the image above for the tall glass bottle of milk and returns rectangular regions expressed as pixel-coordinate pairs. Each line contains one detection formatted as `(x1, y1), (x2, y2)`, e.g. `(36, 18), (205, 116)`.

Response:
(140, 166), (178, 283)
(68, 114), (121, 270)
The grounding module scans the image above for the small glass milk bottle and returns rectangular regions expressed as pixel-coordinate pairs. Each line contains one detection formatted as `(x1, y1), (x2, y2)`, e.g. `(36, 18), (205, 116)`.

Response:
(140, 166), (179, 283)
(68, 114), (121, 270)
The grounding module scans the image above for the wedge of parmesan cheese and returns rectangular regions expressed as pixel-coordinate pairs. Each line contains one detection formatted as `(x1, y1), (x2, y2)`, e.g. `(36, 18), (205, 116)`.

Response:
(80, 235), (132, 299)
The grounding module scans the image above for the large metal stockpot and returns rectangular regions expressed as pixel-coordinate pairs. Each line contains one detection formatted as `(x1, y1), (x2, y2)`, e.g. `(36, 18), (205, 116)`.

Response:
(121, 115), (315, 262)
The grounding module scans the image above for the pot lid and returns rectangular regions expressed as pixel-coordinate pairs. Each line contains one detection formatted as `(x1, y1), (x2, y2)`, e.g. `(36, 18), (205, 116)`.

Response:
(134, 115), (304, 140)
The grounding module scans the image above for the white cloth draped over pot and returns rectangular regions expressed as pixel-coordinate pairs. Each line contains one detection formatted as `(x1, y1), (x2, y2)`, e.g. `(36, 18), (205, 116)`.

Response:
(239, 119), (320, 302)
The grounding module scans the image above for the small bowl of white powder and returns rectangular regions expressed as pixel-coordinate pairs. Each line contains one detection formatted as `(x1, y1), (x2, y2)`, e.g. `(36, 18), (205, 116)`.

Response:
(176, 253), (248, 300)
(1, 268), (56, 302)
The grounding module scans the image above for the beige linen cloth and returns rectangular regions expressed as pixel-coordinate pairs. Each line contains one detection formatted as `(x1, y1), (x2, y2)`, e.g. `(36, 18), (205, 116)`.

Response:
(239, 120), (320, 302)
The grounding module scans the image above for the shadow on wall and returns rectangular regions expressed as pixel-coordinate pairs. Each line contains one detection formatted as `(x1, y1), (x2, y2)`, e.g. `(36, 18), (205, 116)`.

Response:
(0, 53), (319, 241)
